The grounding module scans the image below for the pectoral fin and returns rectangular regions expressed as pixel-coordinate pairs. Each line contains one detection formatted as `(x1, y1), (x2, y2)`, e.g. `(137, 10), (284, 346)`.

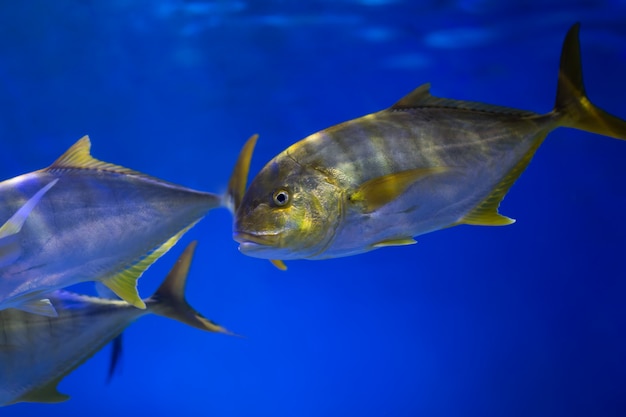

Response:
(372, 238), (417, 248)
(350, 167), (449, 213)
(13, 298), (58, 317)
(0, 179), (58, 267)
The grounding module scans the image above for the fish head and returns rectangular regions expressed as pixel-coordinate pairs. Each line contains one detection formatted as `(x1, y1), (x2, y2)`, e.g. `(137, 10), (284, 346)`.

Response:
(234, 154), (342, 260)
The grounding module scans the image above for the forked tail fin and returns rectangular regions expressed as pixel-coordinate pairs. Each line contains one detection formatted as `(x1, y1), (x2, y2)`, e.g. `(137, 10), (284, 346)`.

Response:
(148, 241), (233, 335)
(555, 23), (626, 140)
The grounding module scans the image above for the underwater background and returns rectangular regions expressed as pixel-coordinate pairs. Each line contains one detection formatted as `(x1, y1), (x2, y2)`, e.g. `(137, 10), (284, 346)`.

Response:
(1, 1), (625, 416)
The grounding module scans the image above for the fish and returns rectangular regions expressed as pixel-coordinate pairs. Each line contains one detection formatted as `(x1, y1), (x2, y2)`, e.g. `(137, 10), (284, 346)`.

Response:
(0, 136), (221, 313)
(230, 23), (626, 264)
(0, 241), (231, 406)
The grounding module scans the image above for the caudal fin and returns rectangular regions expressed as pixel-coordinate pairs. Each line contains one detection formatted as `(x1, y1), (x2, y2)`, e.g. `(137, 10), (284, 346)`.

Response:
(555, 23), (626, 140)
(148, 241), (233, 335)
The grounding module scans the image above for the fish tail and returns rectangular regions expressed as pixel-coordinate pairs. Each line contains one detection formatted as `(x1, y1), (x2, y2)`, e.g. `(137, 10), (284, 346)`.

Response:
(148, 241), (233, 335)
(554, 23), (626, 140)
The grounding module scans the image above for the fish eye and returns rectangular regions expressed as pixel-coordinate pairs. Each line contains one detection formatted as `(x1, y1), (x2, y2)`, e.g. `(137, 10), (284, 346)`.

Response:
(272, 189), (290, 207)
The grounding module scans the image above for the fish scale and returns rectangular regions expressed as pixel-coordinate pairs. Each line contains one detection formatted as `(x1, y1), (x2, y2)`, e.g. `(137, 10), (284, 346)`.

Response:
(0, 136), (221, 313)
(0, 241), (231, 407)
(230, 23), (626, 265)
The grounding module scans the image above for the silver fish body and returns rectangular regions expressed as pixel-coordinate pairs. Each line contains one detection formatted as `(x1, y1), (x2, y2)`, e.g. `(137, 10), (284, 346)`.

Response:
(0, 136), (221, 311)
(232, 24), (626, 263)
(0, 241), (229, 406)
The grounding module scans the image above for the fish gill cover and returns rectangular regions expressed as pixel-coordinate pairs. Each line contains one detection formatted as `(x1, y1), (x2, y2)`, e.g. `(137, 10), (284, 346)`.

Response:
(0, 1), (625, 417)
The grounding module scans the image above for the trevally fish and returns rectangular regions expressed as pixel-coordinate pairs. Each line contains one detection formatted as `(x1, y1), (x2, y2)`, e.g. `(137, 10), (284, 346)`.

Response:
(0, 241), (231, 406)
(0, 136), (221, 314)
(230, 23), (626, 265)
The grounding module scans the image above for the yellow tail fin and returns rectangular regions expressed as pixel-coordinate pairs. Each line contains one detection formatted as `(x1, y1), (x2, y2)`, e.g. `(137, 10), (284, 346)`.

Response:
(555, 23), (626, 140)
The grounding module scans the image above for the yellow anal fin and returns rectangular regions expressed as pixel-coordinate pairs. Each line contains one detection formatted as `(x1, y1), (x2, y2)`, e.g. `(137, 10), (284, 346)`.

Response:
(225, 134), (259, 213)
(460, 210), (515, 226)
(14, 377), (69, 404)
(102, 269), (146, 309)
(103, 221), (200, 309)
(459, 130), (548, 227)
(459, 183), (517, 227)
(372, 238), (417, 248)
(351, 167), (449, 213)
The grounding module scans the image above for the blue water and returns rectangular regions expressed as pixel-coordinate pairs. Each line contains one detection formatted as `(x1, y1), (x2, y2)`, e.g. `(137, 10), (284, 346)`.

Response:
(1, 1), (626, 416)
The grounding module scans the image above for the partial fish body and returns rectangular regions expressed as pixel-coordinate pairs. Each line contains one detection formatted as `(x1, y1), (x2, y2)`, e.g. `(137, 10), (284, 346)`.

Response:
(232, 24), (626, 263)
(0, 241), (230, 406)
(0, 136), (221, 313)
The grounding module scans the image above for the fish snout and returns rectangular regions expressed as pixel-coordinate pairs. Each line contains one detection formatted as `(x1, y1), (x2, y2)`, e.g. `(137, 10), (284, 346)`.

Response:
(233, 231), (278, 246)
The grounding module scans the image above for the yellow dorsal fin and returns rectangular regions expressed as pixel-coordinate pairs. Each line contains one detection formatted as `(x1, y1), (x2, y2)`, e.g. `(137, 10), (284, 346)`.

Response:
(102, 221), (200, 309)
(458, 133), (550, 227)
(45, 136), (140, 175)
(225, 134), (259, 213)
(14, 376), (69, 404)
(391, 83), (537, 117)
(350, 167), (448, 213)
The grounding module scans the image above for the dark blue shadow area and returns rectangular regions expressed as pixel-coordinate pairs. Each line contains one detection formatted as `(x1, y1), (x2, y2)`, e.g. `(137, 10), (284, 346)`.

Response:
(1, 1), (625, 416)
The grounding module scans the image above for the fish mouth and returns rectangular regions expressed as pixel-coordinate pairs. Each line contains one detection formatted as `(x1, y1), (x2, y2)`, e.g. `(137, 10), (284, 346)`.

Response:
(233, 231), (279, 247)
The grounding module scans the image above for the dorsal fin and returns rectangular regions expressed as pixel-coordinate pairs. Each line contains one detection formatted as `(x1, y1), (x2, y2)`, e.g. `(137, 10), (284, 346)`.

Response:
(45, 136), (140, 175)
(391, 83), (537, 117)
(225, 134), (259, 213)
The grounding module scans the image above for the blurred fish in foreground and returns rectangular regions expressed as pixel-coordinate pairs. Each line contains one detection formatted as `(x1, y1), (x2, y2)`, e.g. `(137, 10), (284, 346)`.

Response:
(230, 23), (626, 266)
(0, 136), (221, 314)
(0, 241), (231, 407)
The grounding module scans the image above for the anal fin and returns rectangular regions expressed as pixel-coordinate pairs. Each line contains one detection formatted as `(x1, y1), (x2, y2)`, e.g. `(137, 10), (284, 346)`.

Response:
(102, 221), (200, 309)
(458, 132), (548, 227)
